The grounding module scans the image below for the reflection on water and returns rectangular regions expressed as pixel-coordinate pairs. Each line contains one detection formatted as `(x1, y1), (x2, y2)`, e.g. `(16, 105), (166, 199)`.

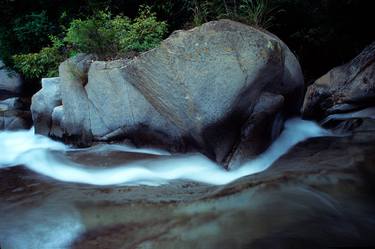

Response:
(0, 118), (329, 186)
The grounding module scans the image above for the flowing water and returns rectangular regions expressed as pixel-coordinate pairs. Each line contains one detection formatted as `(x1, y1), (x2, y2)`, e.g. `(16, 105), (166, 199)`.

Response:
(0, 118), (341, 249)
(0, 118), (329, 186)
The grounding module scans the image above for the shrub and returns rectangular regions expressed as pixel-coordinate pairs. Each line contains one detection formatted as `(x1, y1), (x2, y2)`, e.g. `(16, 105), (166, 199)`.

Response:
(64, 7), (167, 57)
(119, 6), (168, 52)
(64, 11), (127, 58)
(12, 36), (65, 79)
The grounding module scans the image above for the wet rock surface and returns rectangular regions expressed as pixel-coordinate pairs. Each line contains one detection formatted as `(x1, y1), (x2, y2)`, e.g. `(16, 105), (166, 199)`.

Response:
(1, 119), (375, 249)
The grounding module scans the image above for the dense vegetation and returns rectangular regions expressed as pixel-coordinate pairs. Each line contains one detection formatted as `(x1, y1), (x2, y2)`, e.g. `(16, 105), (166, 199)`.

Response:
(1, 0), (374, 83)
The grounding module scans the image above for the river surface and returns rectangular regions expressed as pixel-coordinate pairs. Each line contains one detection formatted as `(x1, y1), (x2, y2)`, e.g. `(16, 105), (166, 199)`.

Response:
(1, 118), (375, 249)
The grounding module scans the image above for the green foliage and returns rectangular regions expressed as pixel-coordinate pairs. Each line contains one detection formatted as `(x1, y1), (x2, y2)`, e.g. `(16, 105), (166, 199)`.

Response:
(64, 6), (167, 57)
(13, 11), (55, 53)
(119, 6), (168, 52)
(64, 11), (125, 57)
(12, 36), (65, 79)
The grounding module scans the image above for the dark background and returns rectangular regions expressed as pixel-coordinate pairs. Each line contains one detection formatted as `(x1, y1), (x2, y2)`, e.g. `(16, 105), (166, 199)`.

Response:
(1, 0), (374, 83)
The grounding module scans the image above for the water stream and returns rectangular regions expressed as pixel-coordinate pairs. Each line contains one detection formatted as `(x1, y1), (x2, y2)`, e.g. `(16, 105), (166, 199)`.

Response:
(0, 118), (330, 186)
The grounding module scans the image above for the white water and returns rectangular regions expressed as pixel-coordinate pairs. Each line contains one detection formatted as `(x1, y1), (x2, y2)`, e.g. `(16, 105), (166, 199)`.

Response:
(0, 118), (330, 186)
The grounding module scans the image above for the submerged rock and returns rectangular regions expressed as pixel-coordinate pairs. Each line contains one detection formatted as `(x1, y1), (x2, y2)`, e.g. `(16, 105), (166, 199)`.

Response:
(302, 42), (375, 121)
(31, 20), (303, 164)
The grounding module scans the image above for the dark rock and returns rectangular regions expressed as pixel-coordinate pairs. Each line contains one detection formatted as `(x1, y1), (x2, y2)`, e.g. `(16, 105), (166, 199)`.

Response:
(226, 92), (284, 168)
(302, 42), (375, 121)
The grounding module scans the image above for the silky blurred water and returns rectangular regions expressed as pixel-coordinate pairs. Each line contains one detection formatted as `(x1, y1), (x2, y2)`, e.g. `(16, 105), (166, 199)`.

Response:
(0, 118), (329, 186)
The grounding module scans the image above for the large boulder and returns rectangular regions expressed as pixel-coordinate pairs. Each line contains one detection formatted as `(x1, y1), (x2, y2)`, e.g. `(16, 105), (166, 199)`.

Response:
(31, 77), (62, 136)
(0, 60), (23, 99)
(34, 20), (303, 163)
(302, 42), (375, 121)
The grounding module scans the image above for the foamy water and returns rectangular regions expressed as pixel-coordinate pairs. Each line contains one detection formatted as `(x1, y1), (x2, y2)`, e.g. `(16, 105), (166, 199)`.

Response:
(0, 118), (330, 186)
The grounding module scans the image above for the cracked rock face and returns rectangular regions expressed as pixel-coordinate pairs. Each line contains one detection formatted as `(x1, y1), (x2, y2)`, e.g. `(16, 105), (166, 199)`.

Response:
(31, 20), (303, 164)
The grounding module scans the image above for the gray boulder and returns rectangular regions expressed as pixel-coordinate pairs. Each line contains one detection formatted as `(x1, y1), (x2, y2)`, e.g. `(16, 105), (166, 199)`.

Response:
(120, 19), (303, 162)
(30, 77), (62, 136)
(0, 60), (23, 99)
(36, 20), (303, 164)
